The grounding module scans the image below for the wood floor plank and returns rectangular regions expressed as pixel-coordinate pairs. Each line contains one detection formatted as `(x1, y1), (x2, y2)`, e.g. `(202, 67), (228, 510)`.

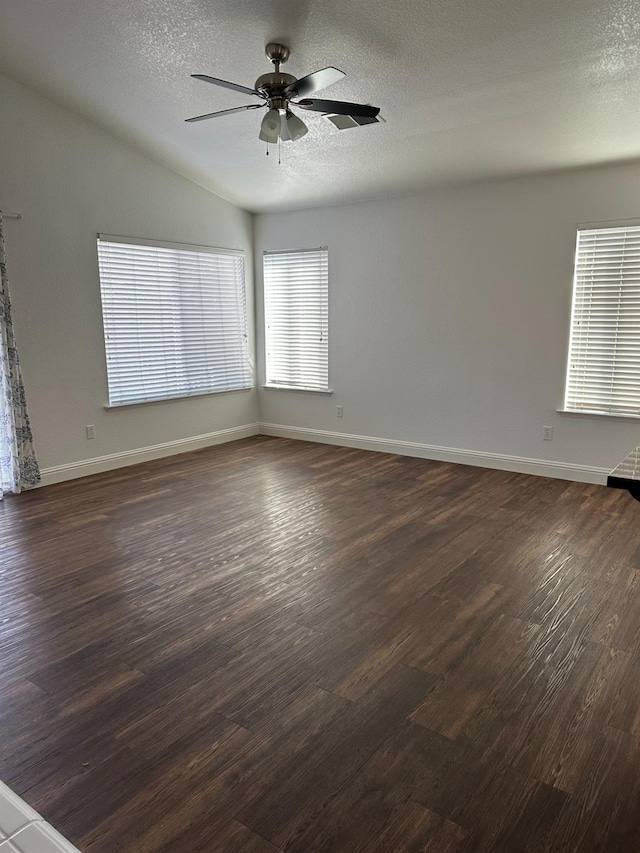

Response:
(549, 725), (640, 852)
(410, 613), (539, 738)
(527, 645), (631, 792)
(154, 819), (281, 853)
(399, 583), (505, 675)
(236, 665), (436, 848)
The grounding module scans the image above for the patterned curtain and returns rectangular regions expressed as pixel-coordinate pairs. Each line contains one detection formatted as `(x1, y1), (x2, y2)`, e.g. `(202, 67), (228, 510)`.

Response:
(0, 212), (40, 496)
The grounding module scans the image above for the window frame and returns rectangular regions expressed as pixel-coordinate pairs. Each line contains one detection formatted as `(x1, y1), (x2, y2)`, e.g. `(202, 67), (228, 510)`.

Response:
(97, 234), (253, 408)
(262, 246), (330, 393)
(562, 220), (640, 419)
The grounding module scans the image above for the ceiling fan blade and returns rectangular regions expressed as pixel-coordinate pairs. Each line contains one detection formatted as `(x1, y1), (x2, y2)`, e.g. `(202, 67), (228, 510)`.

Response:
(284, 67), (345, 98)
(191, 74), (261, 97)
(295, 98), (380, 118)
(185, 104), (263, 123)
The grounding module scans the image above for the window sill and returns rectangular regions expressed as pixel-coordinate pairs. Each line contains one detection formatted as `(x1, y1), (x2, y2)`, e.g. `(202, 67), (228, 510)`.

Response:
(556, 408), (640, 422)
(262, 384), (333, 395)
(104, 386), (253, 410)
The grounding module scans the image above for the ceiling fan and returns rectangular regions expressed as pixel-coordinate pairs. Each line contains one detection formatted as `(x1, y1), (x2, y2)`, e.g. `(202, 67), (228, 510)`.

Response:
(186, 43), (380, 143)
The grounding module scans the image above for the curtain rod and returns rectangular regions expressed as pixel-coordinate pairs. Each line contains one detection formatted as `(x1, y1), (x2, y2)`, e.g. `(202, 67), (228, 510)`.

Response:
(2, 213), (22, 220)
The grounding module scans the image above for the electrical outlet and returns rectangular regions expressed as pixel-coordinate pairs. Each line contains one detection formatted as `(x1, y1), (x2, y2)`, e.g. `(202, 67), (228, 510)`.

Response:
(86, 424), (96, 440)
(336, 405), (343, 418)
(543, 425), (553, 441)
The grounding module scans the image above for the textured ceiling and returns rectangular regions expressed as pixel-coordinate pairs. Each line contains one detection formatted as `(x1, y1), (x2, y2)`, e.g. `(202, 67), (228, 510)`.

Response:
(1, 0), (640, 211)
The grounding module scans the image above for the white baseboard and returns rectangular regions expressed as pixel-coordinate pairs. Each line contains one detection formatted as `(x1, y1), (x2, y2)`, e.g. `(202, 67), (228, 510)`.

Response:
(38, 421), (609, 488)
(39, 423), (260, 486)
(258, 423), (609, 485)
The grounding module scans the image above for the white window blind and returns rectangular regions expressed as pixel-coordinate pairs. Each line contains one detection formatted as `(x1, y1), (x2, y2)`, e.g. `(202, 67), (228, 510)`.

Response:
(565, 225), (640, 416)
(97, 236), (252, 406)
(263, 248), (329, 391)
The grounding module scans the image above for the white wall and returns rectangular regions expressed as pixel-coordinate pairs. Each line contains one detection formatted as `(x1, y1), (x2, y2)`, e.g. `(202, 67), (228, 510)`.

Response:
(0, 72), (257, 482)
(255, 164), (640, 483)
(4, 66), (640, 487)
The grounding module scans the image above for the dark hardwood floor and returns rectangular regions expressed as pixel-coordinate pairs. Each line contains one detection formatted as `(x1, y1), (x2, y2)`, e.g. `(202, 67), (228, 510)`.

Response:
(1, 436), (640, 852)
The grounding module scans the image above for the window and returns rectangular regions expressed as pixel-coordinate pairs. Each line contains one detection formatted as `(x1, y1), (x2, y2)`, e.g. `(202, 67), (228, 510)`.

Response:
(263, 247), (329, 391)
(97, 236), (252, 406)
(564, 224), (640, 417)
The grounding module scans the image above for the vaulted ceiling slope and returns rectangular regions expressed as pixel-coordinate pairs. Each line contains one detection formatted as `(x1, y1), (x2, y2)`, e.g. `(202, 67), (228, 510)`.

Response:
(1, 0), (639, 212)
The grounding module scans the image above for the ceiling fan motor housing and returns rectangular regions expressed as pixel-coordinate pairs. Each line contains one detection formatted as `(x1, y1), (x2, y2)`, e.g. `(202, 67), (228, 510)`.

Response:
(254, 71), (296, 99)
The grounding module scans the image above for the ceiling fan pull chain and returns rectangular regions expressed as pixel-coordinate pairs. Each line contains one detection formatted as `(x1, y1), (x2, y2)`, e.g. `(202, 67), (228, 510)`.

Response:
(278, 137), (281, 165)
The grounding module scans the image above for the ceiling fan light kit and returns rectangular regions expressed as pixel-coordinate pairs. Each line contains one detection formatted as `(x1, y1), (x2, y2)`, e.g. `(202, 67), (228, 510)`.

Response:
(186, 43), (380, 148)
(259, 108), (281, 143)
(281, 111), (308, 141)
